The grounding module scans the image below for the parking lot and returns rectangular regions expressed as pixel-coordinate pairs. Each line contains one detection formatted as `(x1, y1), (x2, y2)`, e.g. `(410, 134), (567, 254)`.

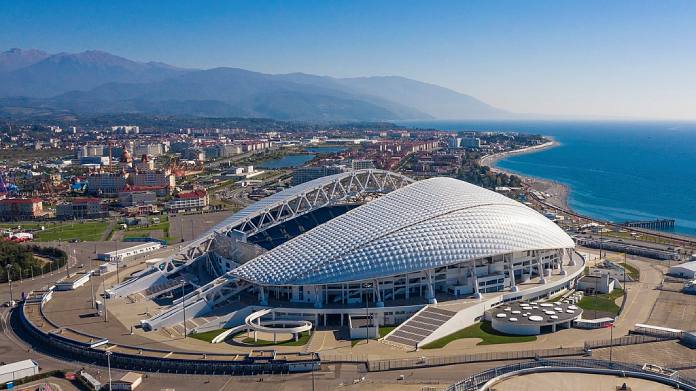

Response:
(646, 290), (696, 330)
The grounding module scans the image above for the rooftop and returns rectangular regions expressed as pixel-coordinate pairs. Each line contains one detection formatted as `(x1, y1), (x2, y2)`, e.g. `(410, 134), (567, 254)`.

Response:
(233, 176), (575, 285)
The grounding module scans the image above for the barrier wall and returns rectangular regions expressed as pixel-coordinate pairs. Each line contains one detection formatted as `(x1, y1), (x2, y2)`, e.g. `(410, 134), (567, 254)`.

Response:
(17, 292), (319, 375)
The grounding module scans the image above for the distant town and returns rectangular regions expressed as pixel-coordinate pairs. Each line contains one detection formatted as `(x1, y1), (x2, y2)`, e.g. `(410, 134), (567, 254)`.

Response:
(2, 117), (696, 391)
(0, 118), (542, 240)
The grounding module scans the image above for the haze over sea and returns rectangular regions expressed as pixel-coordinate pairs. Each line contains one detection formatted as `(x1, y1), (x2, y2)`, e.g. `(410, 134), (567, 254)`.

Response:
(400, 120), (696, 237)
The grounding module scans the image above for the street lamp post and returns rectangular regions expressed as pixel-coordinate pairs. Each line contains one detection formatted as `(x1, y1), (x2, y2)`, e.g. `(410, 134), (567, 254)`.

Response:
(5, 265), (13, 304)
(363, 282), (372, 346)
(609, 322), (614, 365)
(90, 255), (96, 309)
(102, 273), (108, 323)
(115, 241), (120, 284)
(106, 351), (112, 391)
(181, 279), (187, 338)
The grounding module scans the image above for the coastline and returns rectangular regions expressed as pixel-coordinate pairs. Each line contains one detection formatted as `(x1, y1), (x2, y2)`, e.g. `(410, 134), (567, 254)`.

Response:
(480, 139), (571, 212)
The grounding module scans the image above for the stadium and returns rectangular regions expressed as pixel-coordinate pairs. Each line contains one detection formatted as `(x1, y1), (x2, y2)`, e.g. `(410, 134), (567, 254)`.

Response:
(109, 169), (584, 349)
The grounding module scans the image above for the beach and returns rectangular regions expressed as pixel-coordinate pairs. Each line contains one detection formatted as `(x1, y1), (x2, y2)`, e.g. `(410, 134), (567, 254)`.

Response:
(480, 140), (571, 211)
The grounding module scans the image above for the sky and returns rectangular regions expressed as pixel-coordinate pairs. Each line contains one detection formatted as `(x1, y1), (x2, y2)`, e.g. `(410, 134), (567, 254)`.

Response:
(2, 0), (696, 119)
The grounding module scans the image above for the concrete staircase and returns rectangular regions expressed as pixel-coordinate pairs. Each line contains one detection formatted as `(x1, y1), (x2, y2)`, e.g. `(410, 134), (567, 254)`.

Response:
(383, 306), (457, 349)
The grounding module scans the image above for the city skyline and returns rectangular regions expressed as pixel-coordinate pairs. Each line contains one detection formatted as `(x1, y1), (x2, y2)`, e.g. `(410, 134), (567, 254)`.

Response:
(2, 1), (696, 120)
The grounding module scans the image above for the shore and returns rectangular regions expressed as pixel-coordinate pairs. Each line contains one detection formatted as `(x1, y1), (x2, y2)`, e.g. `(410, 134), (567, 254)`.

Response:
(480, 140), (571, 211)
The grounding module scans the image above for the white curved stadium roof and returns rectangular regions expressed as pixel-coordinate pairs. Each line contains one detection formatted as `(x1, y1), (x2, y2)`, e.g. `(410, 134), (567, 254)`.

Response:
(232, 177), (575, 285)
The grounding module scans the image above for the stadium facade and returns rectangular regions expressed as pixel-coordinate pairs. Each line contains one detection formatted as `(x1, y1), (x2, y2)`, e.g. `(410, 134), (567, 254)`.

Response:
(109, 170), (584, 348)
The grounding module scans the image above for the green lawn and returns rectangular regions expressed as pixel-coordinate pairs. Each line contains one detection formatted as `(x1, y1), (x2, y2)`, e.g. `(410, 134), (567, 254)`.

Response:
(241, 331), (311, 347)
(34, 221), (109, 242)
(421, 322), (536, 349)
(0, 222), (45, 230)
(622, 262), (640, 280)
(189, 328), (228, 343)
(379, 326), (397, 337)
(125, 217), (173, 242)
(577, 288), (624, 314)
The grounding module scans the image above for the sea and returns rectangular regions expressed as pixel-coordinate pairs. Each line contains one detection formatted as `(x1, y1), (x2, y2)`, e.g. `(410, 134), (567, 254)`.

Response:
(399, 120), (696, 237)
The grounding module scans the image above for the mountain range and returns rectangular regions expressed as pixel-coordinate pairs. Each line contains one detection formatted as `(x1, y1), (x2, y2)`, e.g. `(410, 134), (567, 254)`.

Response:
(0, 48), (508, 121)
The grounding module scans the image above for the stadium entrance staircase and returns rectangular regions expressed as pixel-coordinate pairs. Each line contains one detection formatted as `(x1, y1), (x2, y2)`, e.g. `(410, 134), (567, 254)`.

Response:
(383, 306), (456, 349)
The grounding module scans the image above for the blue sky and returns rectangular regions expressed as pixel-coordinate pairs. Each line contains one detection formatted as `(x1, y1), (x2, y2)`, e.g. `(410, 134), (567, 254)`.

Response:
(2, 0), (696, 119)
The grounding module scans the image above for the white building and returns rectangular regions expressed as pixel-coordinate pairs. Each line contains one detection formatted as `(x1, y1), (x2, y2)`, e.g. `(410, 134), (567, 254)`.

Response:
(111, 125), (139, 134)
(165, 190), (209, 212)
(669, 260), (696, 279)
(134, 143), (164, 157)
(55, 272), (91, 291)
(0, 359), (39, 384)
(112, 372), (143, 390)
(120, 172), (581, 349)
(98, 242), (163, 262)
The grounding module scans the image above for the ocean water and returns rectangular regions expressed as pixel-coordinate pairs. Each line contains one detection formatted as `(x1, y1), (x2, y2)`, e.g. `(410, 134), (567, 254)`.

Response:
(399, 120), (696, 236)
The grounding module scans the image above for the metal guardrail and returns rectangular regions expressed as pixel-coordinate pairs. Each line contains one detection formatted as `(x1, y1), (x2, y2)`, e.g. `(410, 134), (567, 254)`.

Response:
(17, 297), (320, 375)
(584, 334), (675, 350)
(366, 347), (585, 372)
(446, 358), (696, 391)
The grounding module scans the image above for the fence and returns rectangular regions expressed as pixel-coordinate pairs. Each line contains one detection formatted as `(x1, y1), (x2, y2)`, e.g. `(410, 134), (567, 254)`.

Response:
(16, 301), (319, 376)
(584, 334), (675, 350)
(366, 347), (585, 372)
(446, 358), (696, 391)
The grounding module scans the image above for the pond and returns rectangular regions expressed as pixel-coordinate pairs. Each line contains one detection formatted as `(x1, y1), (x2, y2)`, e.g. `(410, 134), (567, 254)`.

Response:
(257, 154), (315, 169)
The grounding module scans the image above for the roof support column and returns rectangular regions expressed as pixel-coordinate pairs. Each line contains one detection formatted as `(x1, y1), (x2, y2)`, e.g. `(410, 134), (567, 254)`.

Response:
(537, 250), (547, 284)
(374, 279), (384, 307)
(425, 270), (437, 304)
(559, 249), (567, 276)
(258, 286), (268, 306)
(508, 254), (519, 292)
(470, 262), (481, 299)
(314, 286), (323, 309)
(567, 248), (577, 266)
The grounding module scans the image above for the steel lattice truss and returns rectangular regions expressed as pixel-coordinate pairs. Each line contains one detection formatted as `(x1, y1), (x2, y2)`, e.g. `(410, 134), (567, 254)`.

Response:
(159, 169), (414, 276)
(136, 170), (415, 317)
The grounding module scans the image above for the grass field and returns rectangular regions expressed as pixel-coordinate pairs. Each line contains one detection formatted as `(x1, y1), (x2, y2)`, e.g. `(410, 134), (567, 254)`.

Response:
(124, 216), (174, 242)
(379, 326), (397, 337)
(622, 262), (640, 280)
(0, 222), (45, 230)
(34, 221), (110, 242)
(190, 328), (227, 343)
(241, 331), (311, 346)
(577, 288), (624, 314)
(421, 322), (536, 349)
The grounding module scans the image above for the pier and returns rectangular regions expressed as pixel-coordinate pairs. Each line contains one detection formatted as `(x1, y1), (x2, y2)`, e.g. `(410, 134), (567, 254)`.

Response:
(621, 219), (675, 230)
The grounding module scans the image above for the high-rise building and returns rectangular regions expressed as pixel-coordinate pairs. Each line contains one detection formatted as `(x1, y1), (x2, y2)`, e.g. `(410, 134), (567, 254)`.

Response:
(56, 198), (108, 220)
(87, 173), (128, 195)
(351, 160), (374, 170)
(292, 165), (345, 185)
(461, 137), (481, 149)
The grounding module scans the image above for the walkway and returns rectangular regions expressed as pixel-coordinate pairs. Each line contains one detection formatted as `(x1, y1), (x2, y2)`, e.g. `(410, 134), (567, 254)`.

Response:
(384, 306), (456, 348)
